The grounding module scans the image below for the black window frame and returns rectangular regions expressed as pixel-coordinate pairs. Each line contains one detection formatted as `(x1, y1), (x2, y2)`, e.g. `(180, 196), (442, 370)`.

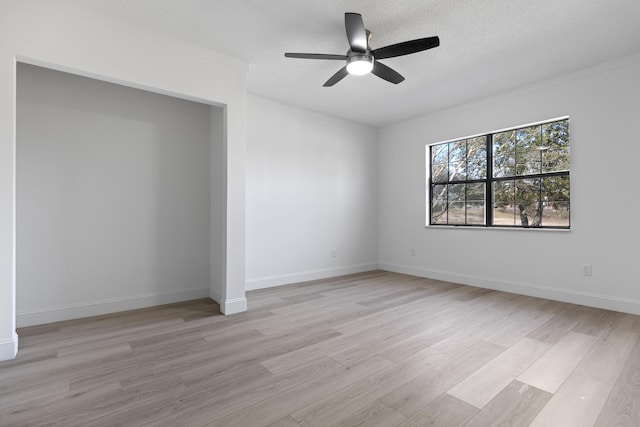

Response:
(427, 117), (570, 229)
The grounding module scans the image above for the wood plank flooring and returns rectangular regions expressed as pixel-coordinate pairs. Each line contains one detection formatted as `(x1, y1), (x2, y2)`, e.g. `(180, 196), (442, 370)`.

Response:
(1, 270), (639, 426)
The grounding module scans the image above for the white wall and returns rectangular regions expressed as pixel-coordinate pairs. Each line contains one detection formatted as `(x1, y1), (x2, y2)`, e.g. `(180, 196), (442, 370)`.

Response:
(0, 1), (247, 360)
(16, 63), (213, 326)
(246, 96), (379, 290)
(379, 53), (640, 314)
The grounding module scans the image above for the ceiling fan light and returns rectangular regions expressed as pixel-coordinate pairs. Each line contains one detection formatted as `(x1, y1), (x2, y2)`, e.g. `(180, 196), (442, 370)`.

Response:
(346, 53), (374, 75)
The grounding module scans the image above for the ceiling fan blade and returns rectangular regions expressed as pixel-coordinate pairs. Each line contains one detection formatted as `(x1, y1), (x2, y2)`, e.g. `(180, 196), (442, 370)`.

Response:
(371, 61), (405, 84)
(323, 66), (349, 87)
(372, 36), (440, 59)
(285, 53), (347, 60)
(345, 13), (367, 53)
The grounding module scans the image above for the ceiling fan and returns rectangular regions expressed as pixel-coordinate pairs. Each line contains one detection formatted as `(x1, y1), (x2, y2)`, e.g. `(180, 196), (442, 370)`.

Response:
(285, 12), (439, 87)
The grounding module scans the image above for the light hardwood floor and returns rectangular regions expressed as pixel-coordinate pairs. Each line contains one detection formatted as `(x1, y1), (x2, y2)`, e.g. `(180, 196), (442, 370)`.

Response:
(1, 270), (639, 426)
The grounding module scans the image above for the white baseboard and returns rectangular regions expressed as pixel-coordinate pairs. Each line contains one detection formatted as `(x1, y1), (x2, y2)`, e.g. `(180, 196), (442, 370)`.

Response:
(209, 287), (247, 315)
(16, 287), (210, 328)
(245, 263), (380, 291)
(379, 262), (640, 316)
(220, 296), (248, 315)
(0, 332), (19, 361)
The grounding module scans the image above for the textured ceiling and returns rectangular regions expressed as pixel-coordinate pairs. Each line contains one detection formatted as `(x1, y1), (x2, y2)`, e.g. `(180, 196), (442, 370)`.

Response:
(77, 0), (640, 127)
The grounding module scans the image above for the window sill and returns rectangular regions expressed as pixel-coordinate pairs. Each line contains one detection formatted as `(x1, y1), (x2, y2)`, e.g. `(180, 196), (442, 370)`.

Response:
(425, 225), (570, 232)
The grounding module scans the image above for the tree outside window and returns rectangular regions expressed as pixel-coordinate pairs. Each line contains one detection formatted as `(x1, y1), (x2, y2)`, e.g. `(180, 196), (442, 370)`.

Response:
(428, 118), (569, 228)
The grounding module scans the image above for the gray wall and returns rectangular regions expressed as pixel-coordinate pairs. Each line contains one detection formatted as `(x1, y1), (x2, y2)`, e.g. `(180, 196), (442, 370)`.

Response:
(17, 63), (213, 326)
(245, 95), (379, 289)
(379, 54), (640, 314)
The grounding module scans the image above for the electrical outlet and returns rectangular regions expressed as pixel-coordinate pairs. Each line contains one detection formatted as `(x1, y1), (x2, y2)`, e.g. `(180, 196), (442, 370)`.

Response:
(331, 249), (337, 258)
(582, 264), (592, 276)
(411, 248), (416, 256)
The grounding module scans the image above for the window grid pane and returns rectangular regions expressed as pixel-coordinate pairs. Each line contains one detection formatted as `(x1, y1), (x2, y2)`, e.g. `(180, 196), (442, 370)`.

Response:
(429, 118), (569, 228)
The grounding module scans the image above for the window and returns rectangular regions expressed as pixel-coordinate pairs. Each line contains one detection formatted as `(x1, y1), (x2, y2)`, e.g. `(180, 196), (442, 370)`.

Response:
(428, 118), (570, 228)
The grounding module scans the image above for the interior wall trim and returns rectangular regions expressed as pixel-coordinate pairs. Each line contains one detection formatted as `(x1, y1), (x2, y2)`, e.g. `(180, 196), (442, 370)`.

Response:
(0, 332), (18, 361)
(379, 262), (640, 316)
(16, 287), (210, 328)
(220, 297), (248, 315)
(245, 263), (379, 291)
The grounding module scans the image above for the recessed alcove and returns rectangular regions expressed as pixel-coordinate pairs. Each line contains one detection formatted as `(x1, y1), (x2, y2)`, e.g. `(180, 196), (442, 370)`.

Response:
(15, 62), (226, 326)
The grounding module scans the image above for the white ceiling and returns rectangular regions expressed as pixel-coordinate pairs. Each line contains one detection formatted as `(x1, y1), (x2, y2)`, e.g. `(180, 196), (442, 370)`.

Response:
(78, 0), (640, 128)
